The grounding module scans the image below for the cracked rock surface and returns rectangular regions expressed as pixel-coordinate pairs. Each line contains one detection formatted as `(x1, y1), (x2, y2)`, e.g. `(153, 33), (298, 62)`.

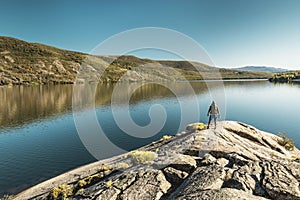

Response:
(15, 121), (300, 200)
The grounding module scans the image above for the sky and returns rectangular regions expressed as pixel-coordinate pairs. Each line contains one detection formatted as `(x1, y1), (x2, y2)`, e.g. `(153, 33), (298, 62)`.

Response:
(0, 0), (299, 69)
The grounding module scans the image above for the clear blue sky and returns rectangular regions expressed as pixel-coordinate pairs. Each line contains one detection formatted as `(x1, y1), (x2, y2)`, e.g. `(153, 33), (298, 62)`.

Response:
(0, 0), (299, 69)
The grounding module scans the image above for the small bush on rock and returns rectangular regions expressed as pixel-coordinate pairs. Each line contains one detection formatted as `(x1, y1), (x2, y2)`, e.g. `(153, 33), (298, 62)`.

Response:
(129, 150), (157, 164)
(276, 132), (295, 151)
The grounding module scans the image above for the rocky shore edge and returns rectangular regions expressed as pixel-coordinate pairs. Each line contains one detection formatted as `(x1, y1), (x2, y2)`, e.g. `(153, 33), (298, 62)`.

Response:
(14, 121), (300, 200)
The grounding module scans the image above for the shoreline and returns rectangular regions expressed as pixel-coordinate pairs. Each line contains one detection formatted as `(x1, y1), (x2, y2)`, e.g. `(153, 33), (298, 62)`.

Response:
(14, 152), (130, 199)
(13, 126), (195, 199)
(0, 78), (269, 87)
(13, 121), (300, 200)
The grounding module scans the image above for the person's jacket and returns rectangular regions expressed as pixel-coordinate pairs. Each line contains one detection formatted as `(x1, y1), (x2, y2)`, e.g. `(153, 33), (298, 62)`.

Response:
(207, 103), (220, 116)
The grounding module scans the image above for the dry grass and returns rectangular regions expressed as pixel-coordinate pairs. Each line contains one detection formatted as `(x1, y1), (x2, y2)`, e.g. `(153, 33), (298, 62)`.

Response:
(276, 132), (295, 151)
(75, 188), (84, 195)
(76, 173), (104, 188)
(0, 195), (14, 200)
(105, 180), (113, 188)
(116, 162), (130, 170)
(97, 165), (111, 172)
(160, 135), (173, 141)
(48, 184), (74, 200)
(129, 150), (157, 164)
(186, 123), (207, 132)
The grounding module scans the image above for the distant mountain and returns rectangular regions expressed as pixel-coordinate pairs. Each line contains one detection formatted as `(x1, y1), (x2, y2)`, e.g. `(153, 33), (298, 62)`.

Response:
(234, 66), (288, 73)
(0, 36), (272, 85)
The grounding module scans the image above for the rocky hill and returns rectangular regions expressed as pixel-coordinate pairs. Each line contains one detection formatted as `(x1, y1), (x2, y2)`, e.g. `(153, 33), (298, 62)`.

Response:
(14, 121), (300, 200)
(0, 36), (272, 85)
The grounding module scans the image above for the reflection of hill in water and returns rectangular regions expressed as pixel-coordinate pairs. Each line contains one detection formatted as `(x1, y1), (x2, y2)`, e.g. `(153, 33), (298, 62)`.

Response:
(0, 81), (275, 128)
(0, 85), (74, 128)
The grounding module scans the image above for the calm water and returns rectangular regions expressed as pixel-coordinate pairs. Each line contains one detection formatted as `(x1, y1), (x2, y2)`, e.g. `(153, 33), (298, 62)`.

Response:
(0, 80), (300, 195)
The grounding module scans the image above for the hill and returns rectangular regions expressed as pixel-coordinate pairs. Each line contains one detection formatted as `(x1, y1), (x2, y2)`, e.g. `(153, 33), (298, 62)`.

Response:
(0, 36), (272, 85)
(14, 121), (300, 200)
(269, 70), (300, 83)
(234, 66), (288, 73)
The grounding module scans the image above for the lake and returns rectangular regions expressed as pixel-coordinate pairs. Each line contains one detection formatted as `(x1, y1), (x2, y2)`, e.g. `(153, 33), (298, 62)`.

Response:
(0, 80), (299, 196)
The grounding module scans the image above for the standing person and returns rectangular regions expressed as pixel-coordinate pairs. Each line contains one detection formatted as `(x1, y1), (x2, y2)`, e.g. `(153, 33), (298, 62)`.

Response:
(207, 101), (220, 129)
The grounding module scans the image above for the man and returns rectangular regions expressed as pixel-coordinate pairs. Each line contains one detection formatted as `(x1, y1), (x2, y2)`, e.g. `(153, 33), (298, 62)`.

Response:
(207, 101), (220, 129)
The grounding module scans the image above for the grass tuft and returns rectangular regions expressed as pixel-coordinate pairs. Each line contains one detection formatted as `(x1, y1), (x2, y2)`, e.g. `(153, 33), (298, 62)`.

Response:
(0, 195), (14, 200)
(97, 165), (111, 172)
(75, 188), (84, 195)
(116, 162), (129, 170)
(129, 150), (157, 165)
(186, 123), (207, 132)
(105, 180), (113, 188)
(48, 184), (74, 200)
(276, 132), (295, 151)
(160, 135), (173, 141)
(77, 179), (88, 188)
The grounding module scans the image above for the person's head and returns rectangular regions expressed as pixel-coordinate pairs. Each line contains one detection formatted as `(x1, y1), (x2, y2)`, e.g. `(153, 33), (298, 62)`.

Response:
(212, 100), (216, 105)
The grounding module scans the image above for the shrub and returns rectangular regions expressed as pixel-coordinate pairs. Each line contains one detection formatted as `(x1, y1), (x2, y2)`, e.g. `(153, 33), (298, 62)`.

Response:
(291, 156), (298, 161)
(105, 180), (113, 188)
(116, 162), (129, 170)
(77, 179), (88, 188)
(186, 123), (207, 132)
(160, 135), (172, 141)
(129, 150), (157, 164)
(0, 195), (14, 200)
(269, 71), (300, 83)
(77, 173), (104, 188)
(97, 165), (111, 172)
(75, 188), (84, 195)
(276, 132), (295, 151)
(48, 184), (74, 200)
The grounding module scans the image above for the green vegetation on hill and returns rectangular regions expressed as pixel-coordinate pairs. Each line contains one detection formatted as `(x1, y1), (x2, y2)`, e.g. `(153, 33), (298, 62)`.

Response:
(0, 36), (86, 85)
(0, 36), (272, 85)
(269, 71), (300, 83)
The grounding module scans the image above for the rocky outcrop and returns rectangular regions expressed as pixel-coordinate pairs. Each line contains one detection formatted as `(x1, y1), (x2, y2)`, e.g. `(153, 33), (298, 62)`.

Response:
(14, 121), (300, 200)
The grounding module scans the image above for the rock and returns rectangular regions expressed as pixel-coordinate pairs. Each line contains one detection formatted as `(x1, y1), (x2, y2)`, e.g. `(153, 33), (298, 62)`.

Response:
(199, 153), (217, 166)
(4, 55), (14, 63)
(119, 169), (171, 200)
(96, 187), (121, 200)
(176, 188), (269, 200)
(178, 164), (226, 194)
(216, 157), (229, 167)
(53, 60), (66, 73)
(163, 167), (188, 188)
(120, 70), (145, 82)
(261, 161), (300, 200)
(112, 173), (137, 191)
(168, 154), (197, 173)
(221, 161), (263, 194)
(14, 121), (300, 200)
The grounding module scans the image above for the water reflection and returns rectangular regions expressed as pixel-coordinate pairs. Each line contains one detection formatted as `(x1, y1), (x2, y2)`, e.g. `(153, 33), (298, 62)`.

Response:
(0, 85), (73, 128)
(1, 80), (293, 129)
(0, 82), (211, 128)
(1, 80), (300, 196)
